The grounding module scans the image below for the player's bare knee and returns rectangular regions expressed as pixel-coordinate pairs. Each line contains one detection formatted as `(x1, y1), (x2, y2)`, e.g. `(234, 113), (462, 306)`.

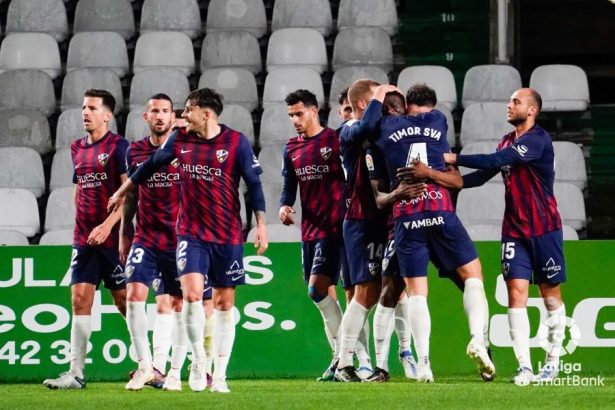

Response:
(507, 287), (528, 308)
(183, 291), (202, 303)
(542, 295), (562, 311)
(379, 280), (398, 308)
(308, 285), (327, 303)
(457, 258), (483, 281)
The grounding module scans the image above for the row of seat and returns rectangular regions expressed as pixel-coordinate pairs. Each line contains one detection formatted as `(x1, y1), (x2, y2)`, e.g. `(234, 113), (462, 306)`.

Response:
(0, 0), (397, 42)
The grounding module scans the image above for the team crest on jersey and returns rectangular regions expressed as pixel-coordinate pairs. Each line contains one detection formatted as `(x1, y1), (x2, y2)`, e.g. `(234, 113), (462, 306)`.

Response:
(365, 154), (375, 171)
(125, 264), (134, 279)
(177, 257), (187, 272)
(152, 278), (161, 293)
(320, 147), (332, 160)
(216, 149), (229, 163)
(98, 153), (109, 166)
(171, 158), (180, 168)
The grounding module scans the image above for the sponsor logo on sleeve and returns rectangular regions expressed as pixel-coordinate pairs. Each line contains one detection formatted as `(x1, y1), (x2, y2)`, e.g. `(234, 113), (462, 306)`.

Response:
(512, 144), (528, 157)
(365, 154), (374, 171)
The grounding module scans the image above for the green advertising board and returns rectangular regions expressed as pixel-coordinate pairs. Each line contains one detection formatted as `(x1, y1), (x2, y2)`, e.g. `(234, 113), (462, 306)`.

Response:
(0, 242), (614, 382)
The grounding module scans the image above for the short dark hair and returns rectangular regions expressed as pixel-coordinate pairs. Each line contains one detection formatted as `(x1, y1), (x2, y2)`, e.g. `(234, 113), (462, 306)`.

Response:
(285, 89), (319, 109)
(185, 88), (223, 116)
(338, 87), (349, 105)
(84, 88), (116, 113)
(148, 93), (173, 110)
(405, 83), (437, 107)
(529, 89), (543, 113)
(383, 91), (406, 116)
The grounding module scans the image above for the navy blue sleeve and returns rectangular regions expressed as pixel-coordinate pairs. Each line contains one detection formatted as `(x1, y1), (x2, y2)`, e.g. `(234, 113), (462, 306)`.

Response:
(280, 144), (297, 207)
(130, 132), (175, 184)
(238, 135), (266, 213)
(125, 144), (135, 177)
(366, 147), (388, 180)
(339, 100), (383, 144)
(113, 138), (129, 175)
(462, 169), (499, 188)
(458, 134), (546, 170)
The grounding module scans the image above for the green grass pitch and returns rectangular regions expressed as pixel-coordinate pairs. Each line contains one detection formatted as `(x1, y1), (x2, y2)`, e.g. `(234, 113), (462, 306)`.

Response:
(1, 376), (614, 409)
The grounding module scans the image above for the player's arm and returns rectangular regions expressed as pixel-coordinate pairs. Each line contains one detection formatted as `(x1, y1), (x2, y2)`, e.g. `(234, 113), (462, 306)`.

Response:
(338, 86), (395, 144)
(397, 161), (463, 190)
(445, 137), (545, 170)
(370, 178), (426, 210)
(462, 169), (500, 188)
(240, 136), (268, 255)
(88, 173), (127, 246)
(118, 188), (137, 264)
(279, 145), (298, 225)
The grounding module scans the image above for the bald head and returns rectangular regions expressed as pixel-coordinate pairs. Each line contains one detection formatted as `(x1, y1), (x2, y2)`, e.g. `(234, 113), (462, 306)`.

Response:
(507, 88), (543, 127)
(348, 79), (380, 116)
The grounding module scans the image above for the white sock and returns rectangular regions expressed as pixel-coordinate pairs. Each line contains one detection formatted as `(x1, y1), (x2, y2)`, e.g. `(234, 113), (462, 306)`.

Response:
(483, 296), (490, 347)
(337, 299), (369, 368)
(395, 296), (412, 353)
(212, 309), (235, 381)
(315, 295), (343, 358)
(127, 301), (152, 370)
(183, 301), (206, 364)
(463, 278), (487, 345)
(408, 295), (430, 359)
(69, 315), (91, 379)
(546, 304), (566, 365)
(152, 313), (173, 373)
(356, 318), (371, 368)
(204, 312), (215, 375)
(508, 307), (532, 370)
(373, 303), (395, 371)
(169, 311), (188, 376)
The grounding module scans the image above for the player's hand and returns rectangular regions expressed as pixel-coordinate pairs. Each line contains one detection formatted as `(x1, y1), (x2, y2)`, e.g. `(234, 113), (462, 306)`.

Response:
(107, 192), (122, 213)
(119, 235), (132, 264)
(87, 223), (111, 246)
(254, 223), (268, 255)
(278, 205), (295, 226)
(443, 153), (457, 165)
(373, 84), (402, 102)
(397, 160), (432, 182)
(394, 180), (426, 201)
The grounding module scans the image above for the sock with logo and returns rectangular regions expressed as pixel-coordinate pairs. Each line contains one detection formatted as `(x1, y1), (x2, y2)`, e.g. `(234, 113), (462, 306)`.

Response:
(315, 295), (343, 358)
(169, 311), (188, 377)
(337, 299), (369, 369)
(127, 301), (152, 371)
(395, 295), (412, 353)
(373, 303), (395, 371)
(355, 318), (371, 369)
(508, 307), (532, 370)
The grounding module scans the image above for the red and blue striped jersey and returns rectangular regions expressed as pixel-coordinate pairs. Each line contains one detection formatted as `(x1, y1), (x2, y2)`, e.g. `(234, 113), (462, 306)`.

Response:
(71, 131), (128, 247)
(126, 137), (180, 251)
(366, 147), (395, 240)
(280, 127), (346, 241)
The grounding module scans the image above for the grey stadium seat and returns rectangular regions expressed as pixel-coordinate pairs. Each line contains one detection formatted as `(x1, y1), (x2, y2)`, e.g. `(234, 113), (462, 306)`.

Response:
(140, 0), (202, 39)
(0, 109), (52, 154)
(271, 0), (333, 37)
(332, 27), (393, 73)
(266, 28), (328, 74)
(337, 0), (398, 37)
(329, 66), (389, 107)
(124, 109), (150, 142)
(6, 0), (69, 42)
(129, 68), (190, 112)
(45, 187), (76, 232)
(465, 224), (501, 241)
(462, 64), (522, 108)
(0, 70), (56, 117)
(562, 225), (579, 241)
(397, 65), (457, 111)
(219, 105), (255, 146)
(67, 32), (130, 78)
(199, 68), (259, 112)
(529, 65), (590, 112)
(554, 183), (586, 231)
(262, 67), (324, 109)
(326, 107), (344, 130)
(259, 104), (298, 147)
(553, 141), (587, 190)
(436, 104), (457, 149)
(50, 147), (74, 192)
(201, 31), (262, 74)
(74, 0), (135, 40)
(0, 33), (61, 79)
(56, 109), (118, 149)
(247, 224), (302, 243)
(0, 188), (40, 237)
(0, 230), (29, 246)
(460, 102), (512, 147)
(457, 183), (506, 227)
(39, 229), (74, 245)
(257, 144), (285, 183)
(206, 0), (267, 39)
(61, 68), (123, 114)
(0, 147), (45, 198)
(133, 31), (195, 76)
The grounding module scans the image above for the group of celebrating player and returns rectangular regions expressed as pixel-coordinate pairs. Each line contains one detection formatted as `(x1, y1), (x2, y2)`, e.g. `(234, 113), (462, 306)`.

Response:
(42, 75), (568, 393)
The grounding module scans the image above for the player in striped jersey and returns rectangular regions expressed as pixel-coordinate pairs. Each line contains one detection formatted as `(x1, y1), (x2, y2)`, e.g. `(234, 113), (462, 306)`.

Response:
(445, 88), (567, 386)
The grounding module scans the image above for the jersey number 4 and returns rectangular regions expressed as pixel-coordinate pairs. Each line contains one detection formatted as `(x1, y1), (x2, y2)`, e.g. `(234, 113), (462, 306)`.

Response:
(405, 143), (429, 167)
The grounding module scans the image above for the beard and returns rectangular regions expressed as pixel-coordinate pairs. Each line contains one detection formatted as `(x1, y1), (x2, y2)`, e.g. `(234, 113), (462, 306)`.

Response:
(507, 114), (526, 126)
(151, 124), (171, 136)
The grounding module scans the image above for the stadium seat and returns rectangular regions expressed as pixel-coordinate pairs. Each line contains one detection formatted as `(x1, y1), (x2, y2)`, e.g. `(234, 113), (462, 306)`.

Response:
(397, 65), (457, 111)
(49, 148), (74, 192)
(74, 0), (135, 40)
(129, 68), (190, 111)
(465, 224), (501, 241)
(133, 32), (195, 76)
(529, 65), (590, 111)
(67, 32), (130, 78)
(271, 0), (333, 37)
(332, 27), (393, 73)
(0, 230), (29, 246)
(337, 0), (398, 37)
(562, 225), (579, 241)
(0, 33), (61, 79)
(124, 109), (150, 142)
(553, 141), (587, 190)
(247, 223), (301, 243)
(554, 183), (586, 231)
(45, 187), (76, 232)
(0, 147), (45, 198)
(140, 0), (202, 39)
(326, 108), (344, 130)
(6, 0), (69, 42)
(198, 68), (258, 112)
(266, 28), (328, 74)
(0, 188), (40, 237)
(462, 64), (522, 108)
(0, 109), (52, 154)
(457, 183), (506, 227)
(206, 0), (267, 39)
(55, 109), (118, 149)
(219, 105), (255, 146)
(261, 183), (284, 224)
(436, 104), (457, 149)
(39, 229), (73, 245)
(61, 68), (123, 114)
(0, 70), (56, 117)
(262, 67), (325, 109)
(460, 102), (512, 147)
(200, 31), (262, 74)
(257, 144), (285, 182)
(329, 66), (389, 107)
(458, 142), (503, 184)
(259, 104), (298, 147)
